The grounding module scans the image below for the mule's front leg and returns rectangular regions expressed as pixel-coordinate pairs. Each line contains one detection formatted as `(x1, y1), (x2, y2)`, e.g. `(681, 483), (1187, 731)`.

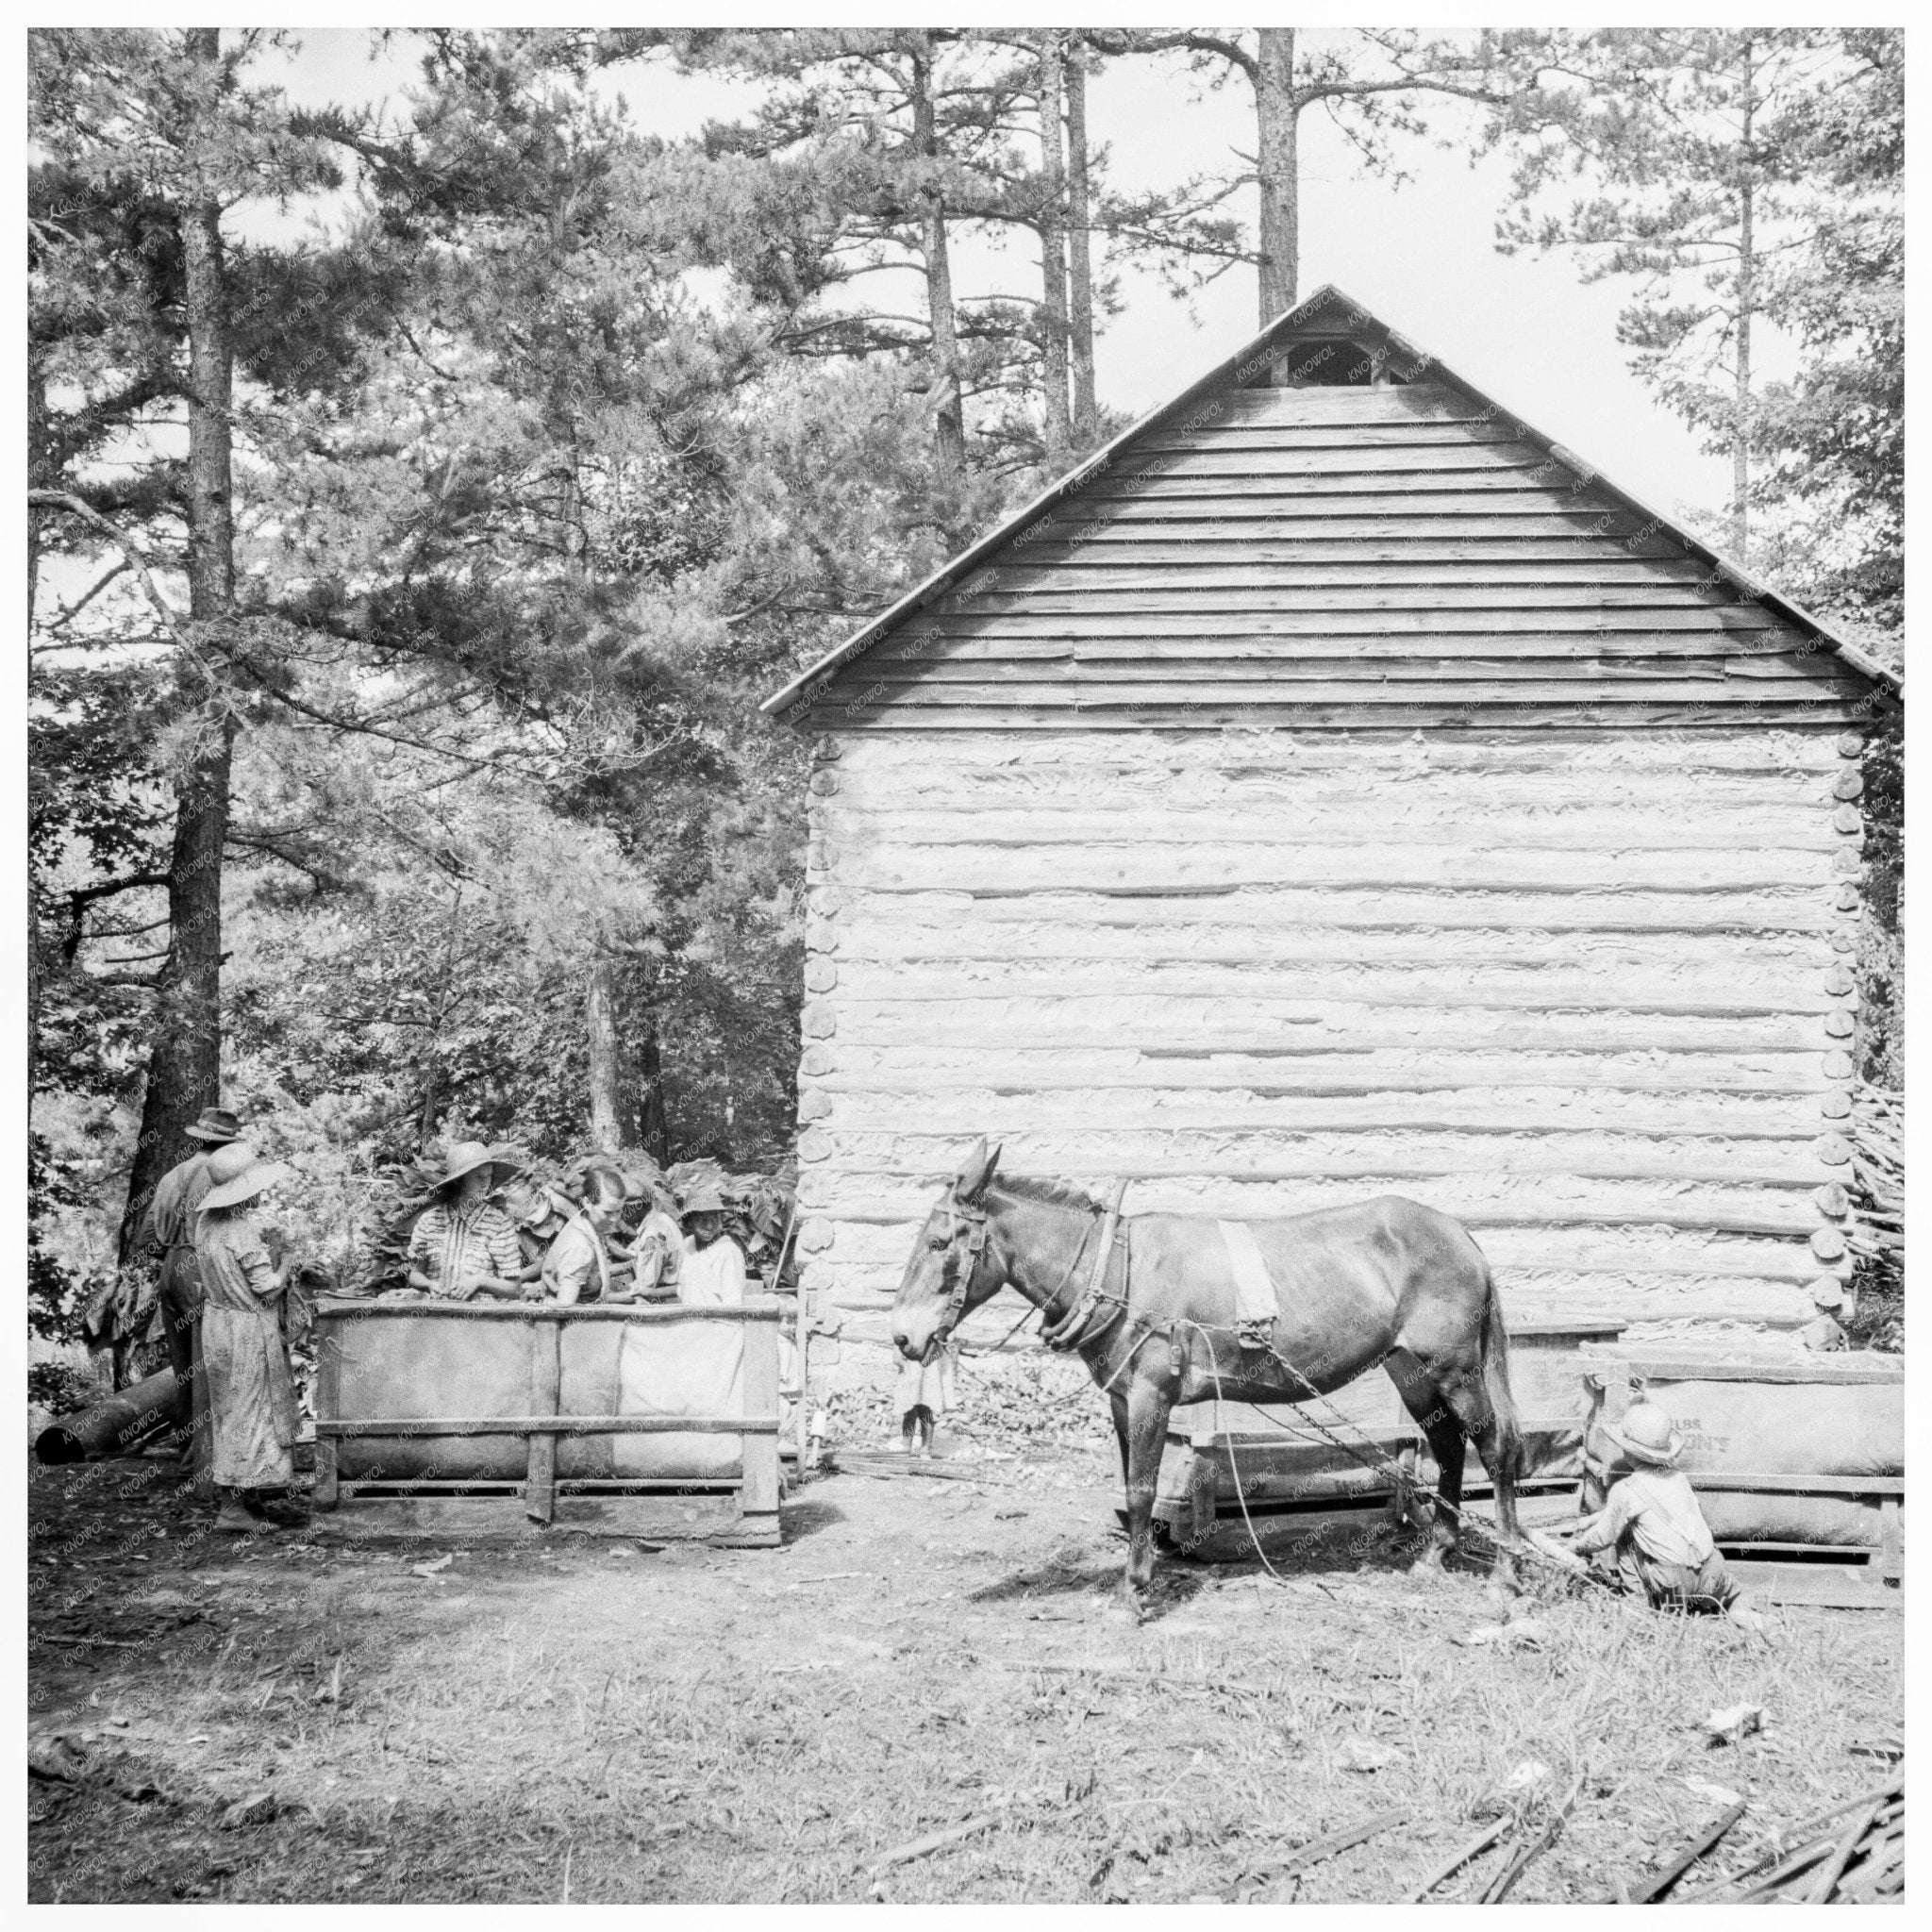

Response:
(1119, 1384), (1170, 1616)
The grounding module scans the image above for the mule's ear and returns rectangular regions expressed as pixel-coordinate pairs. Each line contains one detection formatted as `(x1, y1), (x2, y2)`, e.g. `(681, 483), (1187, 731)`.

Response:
(956, 1137), (1002, 1202)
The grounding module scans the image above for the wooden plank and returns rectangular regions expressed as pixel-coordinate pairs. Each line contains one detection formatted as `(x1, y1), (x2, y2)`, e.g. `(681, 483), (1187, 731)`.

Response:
(903, 607), (1785, 638)
(934, 585), (1746, 616)
(1080, 472), (1604, 501)
(1108, 441), (1549, 475)
(803, 703), (1869, 732)
(318, 1415), (785, 1437)
(312, 1317), (342, 1508)
(1139, 422), (1517, 449)
(1013, 537), (1694, 565)
(1202, 384), (1481, 425)
(865, 658), (1842, 689)
(525, 1319), (562, 1525)
(1038, 520), (1672, 549)
(314, 1298), (786, 1323)
(1579, 1354), (1902, 1386)
(1043, 506), (1663, 536)
(829, 679), (1855, 709)
(740, 1307), (782, 1520)
(970, 559), (1717, 589)
(870, 635), (1819, 665)
(821, 805), (1838, 844)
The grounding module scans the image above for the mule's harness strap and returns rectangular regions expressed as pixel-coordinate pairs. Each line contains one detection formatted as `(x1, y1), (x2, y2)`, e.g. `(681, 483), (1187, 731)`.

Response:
(1040, 1178), (1129, 1354)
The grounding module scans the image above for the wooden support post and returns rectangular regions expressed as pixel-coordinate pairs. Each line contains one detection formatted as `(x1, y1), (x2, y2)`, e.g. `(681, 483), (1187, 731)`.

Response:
(741, 1306), (781, 1529)
(1877, 1497), (1903, 1584)
(311, 1321), (341, 1508)
(526, 1317), (560, 1526)
(189, 1314), (214, 1503)
(793, 1279), (811, 1468)
(1190, 1447), (1218, 1541)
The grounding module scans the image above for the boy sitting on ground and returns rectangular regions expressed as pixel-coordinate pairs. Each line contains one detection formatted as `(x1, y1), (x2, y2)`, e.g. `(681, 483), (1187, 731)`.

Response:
(1551, 1401), (1768, 1635)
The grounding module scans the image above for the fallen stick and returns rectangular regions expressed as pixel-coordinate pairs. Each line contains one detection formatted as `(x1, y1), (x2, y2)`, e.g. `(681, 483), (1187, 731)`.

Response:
(1024, 1662), (1273, 1698)
(1616, 1799), (1746, 1904)
(865, 1810), (1003, 1875)
(1237, 1808), (1406, 1897)
(1480, 1771), (1585, 1904)
(832, 1455), (1001, 1486)
(1405, 1817), (1510, 1902)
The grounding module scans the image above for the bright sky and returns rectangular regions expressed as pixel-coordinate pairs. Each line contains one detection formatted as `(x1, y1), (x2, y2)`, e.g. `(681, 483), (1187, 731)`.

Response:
(257, 29), (1752, 521)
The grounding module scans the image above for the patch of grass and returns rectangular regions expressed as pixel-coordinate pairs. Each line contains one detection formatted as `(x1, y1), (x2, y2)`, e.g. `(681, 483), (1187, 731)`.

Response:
(28, 1463), (1903, 1903)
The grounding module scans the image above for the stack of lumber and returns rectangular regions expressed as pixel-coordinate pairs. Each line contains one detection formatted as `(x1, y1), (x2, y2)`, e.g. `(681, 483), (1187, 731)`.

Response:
(1847, 1085), (1904, 1344)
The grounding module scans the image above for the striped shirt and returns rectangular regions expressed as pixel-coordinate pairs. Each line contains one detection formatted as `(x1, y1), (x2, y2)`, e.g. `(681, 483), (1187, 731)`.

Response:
(408, 1201), (523, 1298)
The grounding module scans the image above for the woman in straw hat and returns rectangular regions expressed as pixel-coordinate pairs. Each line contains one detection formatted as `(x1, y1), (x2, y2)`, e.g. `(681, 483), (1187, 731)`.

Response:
(405, 1141), (529, 1300)
(1553, 1401), (1765, 1630)
(194, 1141), (302, 1533)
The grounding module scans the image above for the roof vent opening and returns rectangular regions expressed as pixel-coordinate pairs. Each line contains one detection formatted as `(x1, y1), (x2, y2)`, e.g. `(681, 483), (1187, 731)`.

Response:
(1259, 335), (1409, 388)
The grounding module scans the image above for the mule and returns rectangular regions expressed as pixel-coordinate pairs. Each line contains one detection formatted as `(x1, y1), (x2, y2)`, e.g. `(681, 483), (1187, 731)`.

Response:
(890, 1139), (1524, 1614)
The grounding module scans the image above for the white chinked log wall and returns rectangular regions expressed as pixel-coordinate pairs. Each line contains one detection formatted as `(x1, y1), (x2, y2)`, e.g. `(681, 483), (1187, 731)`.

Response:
(796, 724), (1863, 1365)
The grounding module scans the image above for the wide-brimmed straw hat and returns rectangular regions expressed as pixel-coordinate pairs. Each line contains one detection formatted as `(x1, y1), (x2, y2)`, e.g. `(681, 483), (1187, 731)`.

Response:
(199, 1140), (297, 1212)
(185, 1106), (243, 1144)
(1605, 1402), (1684, 1468)
(679, 1179), (726, 1217)
(428, 1141), (523, 1193)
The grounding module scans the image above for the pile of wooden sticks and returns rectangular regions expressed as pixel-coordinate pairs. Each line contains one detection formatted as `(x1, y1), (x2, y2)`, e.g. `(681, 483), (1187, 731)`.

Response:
(1677, 1774), (1905, 1904)
(1846, 1085), (1904, 1307)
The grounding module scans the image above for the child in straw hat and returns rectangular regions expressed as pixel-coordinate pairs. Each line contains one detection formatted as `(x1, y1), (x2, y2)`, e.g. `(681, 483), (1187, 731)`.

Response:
(1552, 1400), (1767, 1632)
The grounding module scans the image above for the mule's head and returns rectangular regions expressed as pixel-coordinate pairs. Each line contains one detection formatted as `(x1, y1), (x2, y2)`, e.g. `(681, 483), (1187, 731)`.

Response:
(890, 1137), (1003, 1361)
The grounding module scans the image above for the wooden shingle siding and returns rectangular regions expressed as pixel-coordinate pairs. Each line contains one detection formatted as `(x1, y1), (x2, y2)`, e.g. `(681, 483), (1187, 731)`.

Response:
(797, 382), (1866, 732)
(794, 726), (1861, 1344)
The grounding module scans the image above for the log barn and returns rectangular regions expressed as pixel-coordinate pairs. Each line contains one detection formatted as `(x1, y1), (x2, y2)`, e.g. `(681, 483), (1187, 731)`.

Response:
(762, 285), (1900, 1389)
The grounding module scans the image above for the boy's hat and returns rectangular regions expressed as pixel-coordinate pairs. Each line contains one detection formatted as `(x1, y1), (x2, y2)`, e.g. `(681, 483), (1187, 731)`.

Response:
(680, 1180), (726, 1216)
(185, 1106), (243, 1144)
(1605, 1401), (1684, 1468)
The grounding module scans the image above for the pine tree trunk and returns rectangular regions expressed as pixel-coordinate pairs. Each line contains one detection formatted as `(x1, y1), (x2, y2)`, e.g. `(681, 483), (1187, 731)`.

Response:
(908, 38), (966, 481)
(1065, 39), (1098, 443)
(27, 344), (49, 1097)
(118, 30), (235, 1265)
(1731, 37), (1756, 564)
(1036, 33), (1072, 465)
(1256, 29), (1299, 325)
(586, 953), (643, 1155)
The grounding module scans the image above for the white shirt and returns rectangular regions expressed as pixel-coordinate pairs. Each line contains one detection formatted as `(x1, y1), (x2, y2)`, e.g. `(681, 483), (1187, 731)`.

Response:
(677, 1232), (746, 1308)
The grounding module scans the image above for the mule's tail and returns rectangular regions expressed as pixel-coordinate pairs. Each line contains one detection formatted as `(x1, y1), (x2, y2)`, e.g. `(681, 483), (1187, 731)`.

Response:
(1478, 1266), (1521, 1445)
(1474, 1252), (1525, 1539)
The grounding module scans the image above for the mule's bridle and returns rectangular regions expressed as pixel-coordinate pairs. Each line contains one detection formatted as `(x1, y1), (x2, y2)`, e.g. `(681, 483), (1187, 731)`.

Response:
(930, 1179), (1129, 1355)
(932, 1192), (991, 1339)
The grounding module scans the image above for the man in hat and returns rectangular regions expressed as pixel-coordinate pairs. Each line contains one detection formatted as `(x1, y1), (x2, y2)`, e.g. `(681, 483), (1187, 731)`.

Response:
(406, 1141), (527, 1300)
(130, 1105), (244, 1453)
(193, 1140), (302, 1532)
(1554, 1401), (1766, 1630)
(675, 1179), (746, 1307)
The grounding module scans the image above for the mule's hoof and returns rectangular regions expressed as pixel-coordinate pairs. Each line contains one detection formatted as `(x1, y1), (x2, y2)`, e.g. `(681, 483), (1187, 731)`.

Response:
(1410, 1547), (1449, 1577)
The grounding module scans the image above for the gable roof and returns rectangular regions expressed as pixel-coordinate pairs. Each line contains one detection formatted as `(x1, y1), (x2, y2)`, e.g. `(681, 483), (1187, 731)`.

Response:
(762, 283), (1900, 724)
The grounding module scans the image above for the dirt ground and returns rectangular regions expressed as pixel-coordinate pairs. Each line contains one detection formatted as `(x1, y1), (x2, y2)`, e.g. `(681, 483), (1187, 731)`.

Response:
(28, 1449), (1904, 1904)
